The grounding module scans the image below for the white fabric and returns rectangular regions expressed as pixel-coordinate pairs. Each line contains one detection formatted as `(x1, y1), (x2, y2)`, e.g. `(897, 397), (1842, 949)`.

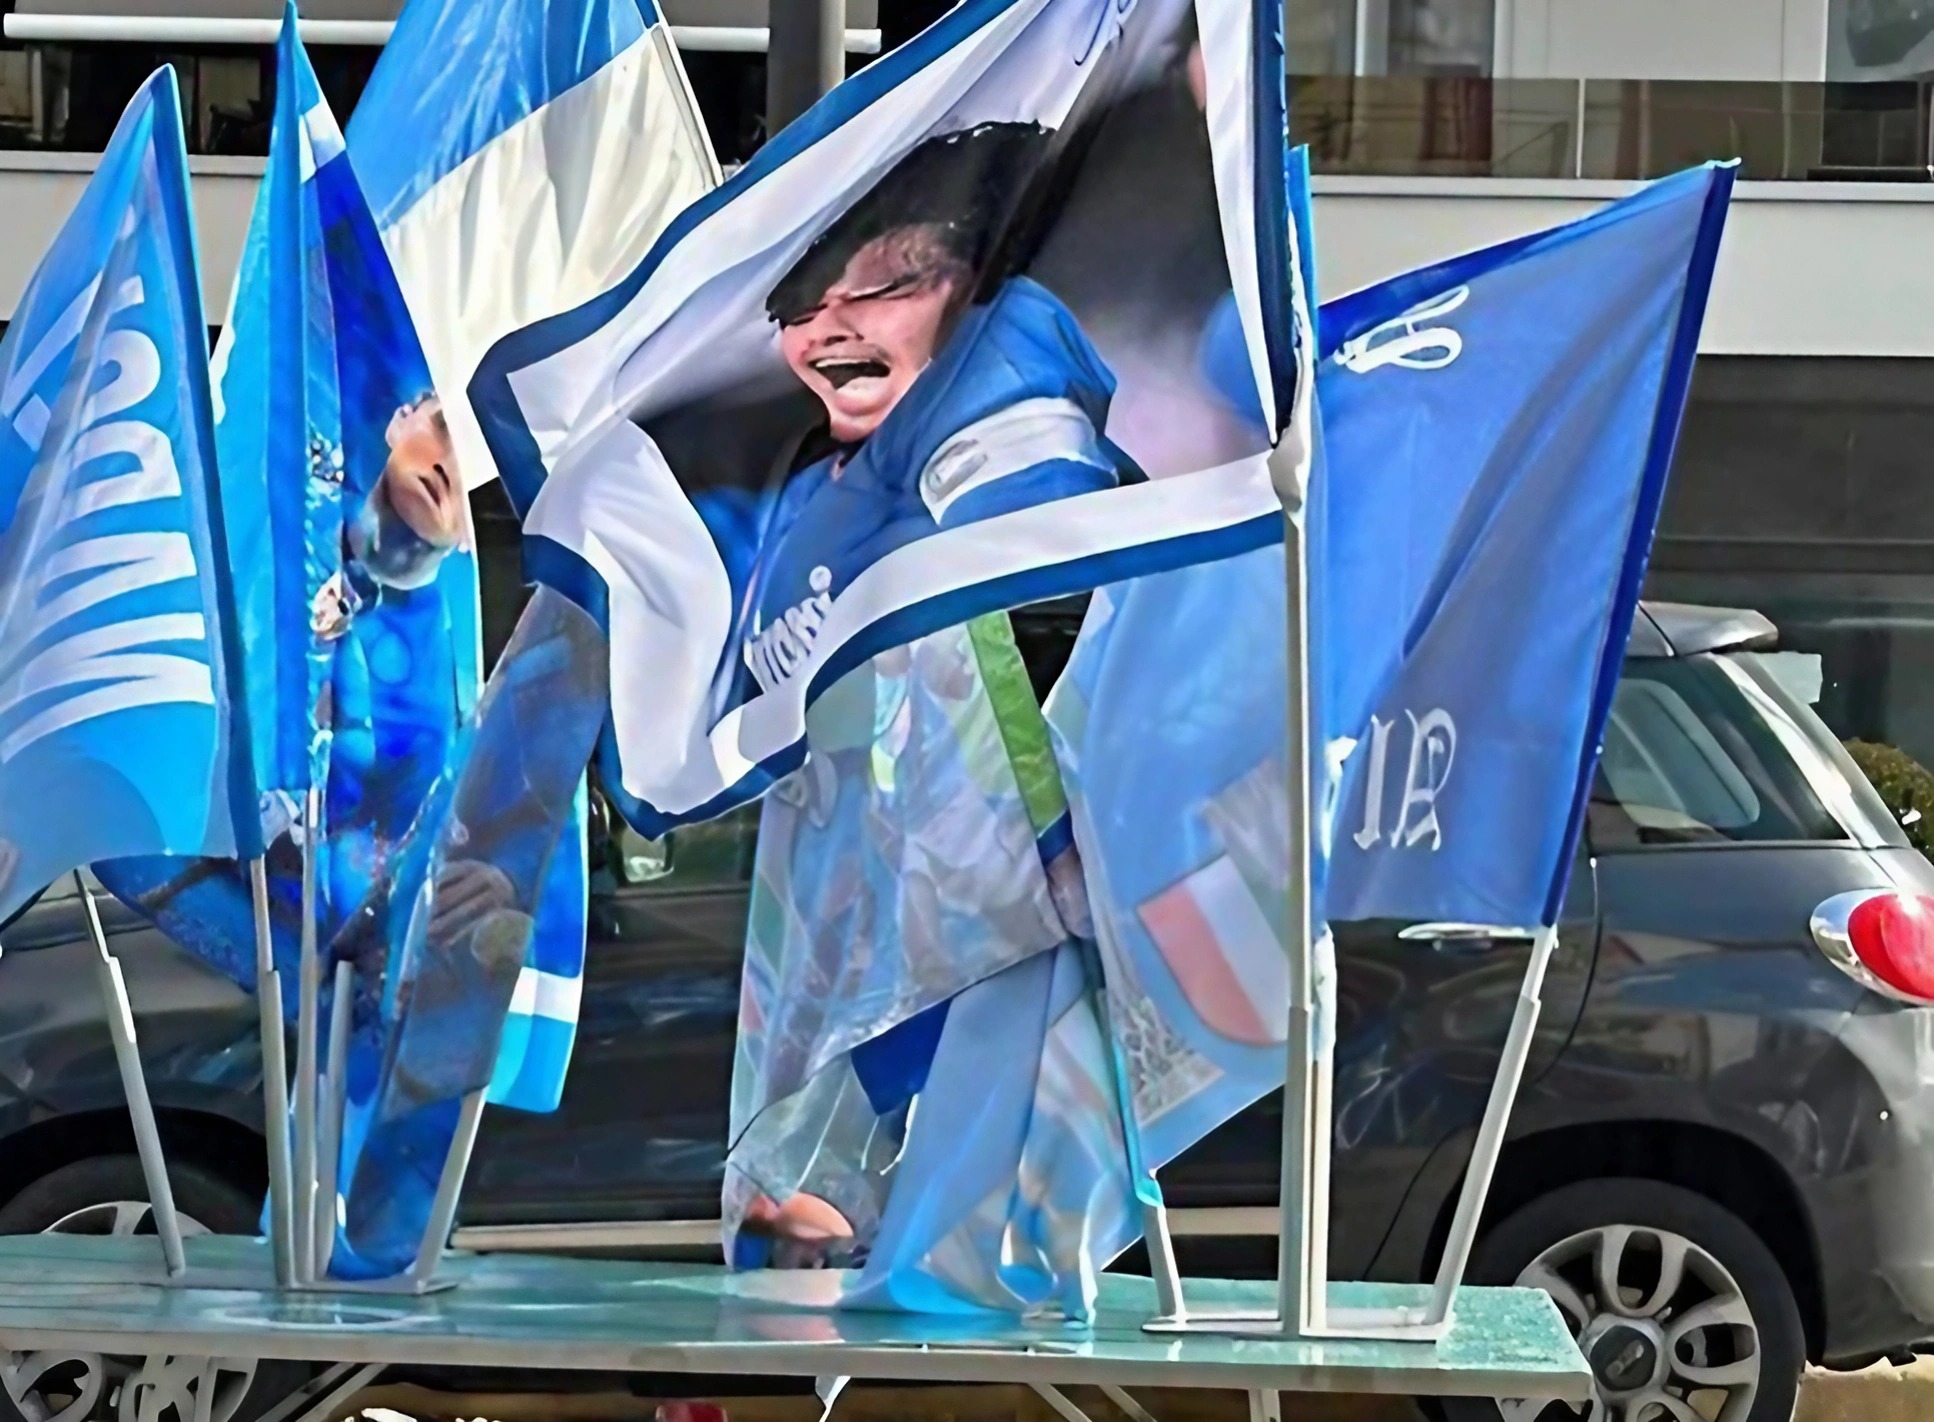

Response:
(383, 25), (720, 490)
(509, 964), (586, 1023)
(530, 447), (1278, 818)
(916, 395), (1106, 520)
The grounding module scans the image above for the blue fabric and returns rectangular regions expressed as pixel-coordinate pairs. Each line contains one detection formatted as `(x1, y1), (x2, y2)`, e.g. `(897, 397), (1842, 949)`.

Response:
(331, 586), (606, 1278)
(345, 0), (604, 1122)
(345, 0), (651, 232)
(0, 66), (248, 919)
(1046, 163), (1734, 1185)
(99, 8), (478, 998)
(1320, 163), (1736, 927)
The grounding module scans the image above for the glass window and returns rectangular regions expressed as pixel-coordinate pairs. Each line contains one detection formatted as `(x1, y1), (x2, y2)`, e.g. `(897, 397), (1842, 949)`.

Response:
(591, 786), (760, 895)
(1590, 656), (1847, 848)
(1387, 0), (1493, 76)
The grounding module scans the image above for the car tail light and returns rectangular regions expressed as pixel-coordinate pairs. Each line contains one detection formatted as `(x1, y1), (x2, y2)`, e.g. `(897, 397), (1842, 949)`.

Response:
(1811, 891), (1934, 1004)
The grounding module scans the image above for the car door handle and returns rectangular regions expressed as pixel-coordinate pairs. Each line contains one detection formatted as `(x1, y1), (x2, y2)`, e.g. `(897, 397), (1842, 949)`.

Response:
(1397, 922), (1542, 951)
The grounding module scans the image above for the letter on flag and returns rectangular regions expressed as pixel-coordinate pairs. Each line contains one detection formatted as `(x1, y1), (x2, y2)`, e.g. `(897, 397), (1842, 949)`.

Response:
(0, 67), (253, 921)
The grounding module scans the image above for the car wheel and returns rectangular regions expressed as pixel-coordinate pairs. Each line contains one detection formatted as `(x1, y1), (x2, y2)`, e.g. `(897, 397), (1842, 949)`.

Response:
(0, 1156), (257, 1237)
(1439, 1178), (1805, 1422)
(0, 1157), (309, 1422)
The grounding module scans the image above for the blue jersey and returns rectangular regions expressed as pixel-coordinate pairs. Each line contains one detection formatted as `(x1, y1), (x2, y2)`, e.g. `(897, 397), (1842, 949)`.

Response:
(736, 276), (1119, 698)
(725, 276), (1117, 1281)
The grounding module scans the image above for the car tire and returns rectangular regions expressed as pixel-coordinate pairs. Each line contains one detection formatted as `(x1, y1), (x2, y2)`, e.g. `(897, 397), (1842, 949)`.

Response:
(0, 1155), (258, 1236)
(1436, 1178), (1805, 1422)
(0, 1155), (311, 1422)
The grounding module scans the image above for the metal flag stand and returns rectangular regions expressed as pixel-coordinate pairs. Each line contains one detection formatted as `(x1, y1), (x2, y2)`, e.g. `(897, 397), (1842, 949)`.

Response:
(251, 857), (297, 1286)
(1134, 210), (1575, 1345)
(73, 870), (188, 1279)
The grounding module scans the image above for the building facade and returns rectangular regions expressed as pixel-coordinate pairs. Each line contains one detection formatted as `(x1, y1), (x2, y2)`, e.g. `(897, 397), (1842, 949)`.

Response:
(0, 0), (1929, 779)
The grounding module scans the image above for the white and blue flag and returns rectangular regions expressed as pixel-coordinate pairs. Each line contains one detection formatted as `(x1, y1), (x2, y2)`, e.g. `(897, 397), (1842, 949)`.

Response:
(0, 67), (252, 922)
(474, 0), (1305, 1315)
(1048, 162), (1735, 1171)
(346, 0), (723, 1114)
(471, 0), (1296, 840)
(348, 0), (720, 495)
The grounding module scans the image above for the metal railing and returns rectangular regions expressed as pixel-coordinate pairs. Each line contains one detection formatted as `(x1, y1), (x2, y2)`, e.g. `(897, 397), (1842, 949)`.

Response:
(1, 13), (884, 53)
(1289, 75), (1934, 182)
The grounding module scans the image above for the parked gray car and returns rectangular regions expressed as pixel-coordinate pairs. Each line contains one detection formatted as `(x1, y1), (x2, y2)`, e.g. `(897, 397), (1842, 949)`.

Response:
(2, 601), (1933, 1422)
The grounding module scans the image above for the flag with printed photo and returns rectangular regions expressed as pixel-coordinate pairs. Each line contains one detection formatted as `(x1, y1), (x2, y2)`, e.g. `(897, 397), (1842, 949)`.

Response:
(472, 0), (1305, 1316)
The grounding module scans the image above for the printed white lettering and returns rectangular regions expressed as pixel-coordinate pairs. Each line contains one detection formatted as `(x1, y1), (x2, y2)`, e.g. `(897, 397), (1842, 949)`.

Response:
(1392, 708), (1457, 850)
(1350, 707), (1458, 854)
(0, 268), (211, 760)
(1352, 714), (1394, 850)
(1337, 286), (1469, 375)
(744, 566), (835, 693)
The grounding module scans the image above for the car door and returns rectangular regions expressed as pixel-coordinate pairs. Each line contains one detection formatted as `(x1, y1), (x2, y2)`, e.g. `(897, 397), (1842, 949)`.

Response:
(460, 798), (757, 1229)
(1155, 844), (1598, 1279)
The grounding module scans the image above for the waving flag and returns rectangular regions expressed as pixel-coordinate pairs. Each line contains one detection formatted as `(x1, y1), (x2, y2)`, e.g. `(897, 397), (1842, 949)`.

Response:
(1321, 162), (1735, 927)
(344, 0), (722, 1115)
(330, 586), (607, 1278)
(348, 0), (720, 495)
(1048, 163), (1734, 1191)
(0, 68), (252, 922)
(99, 8), (478, 999)
(473, 0), (1301, 1315)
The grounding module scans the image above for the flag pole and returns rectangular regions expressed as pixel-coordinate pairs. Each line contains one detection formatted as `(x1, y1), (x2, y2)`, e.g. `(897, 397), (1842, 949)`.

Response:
(1270, 449), (1319, 1338)
(1425, 921), (1560, 1325)
(75, 870), (188, 1278)
(314, 958), (353, 1275)
(292, 783), (322, 1282)
(250, 858), (296, 1286)
(407, 1088), (488, 1286)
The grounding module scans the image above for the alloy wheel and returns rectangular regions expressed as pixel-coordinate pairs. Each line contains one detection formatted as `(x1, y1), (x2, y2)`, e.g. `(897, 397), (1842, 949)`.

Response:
(1502, 1223), (1760, 1422)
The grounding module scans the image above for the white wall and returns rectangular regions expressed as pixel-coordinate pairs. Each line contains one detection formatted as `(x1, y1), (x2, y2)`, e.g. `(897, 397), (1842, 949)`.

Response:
(1496, 0), (1830, 81)
(1312, 176), (1934, 357)
(0, 161), (1927, 360)
(0, 155), (259, 323)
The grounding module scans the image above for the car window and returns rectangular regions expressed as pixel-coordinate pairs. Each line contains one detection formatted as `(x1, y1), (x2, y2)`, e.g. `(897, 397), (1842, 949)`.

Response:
(592, 786), (760, 895)
(1590, 655), (1848, 848)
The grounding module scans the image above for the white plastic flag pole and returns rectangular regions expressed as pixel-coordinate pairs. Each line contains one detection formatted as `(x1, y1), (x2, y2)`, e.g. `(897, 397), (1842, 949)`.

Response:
(1270, 451), (1320, 1338)
(1426, 922), (1562, 1324)
(75, 871), (187, 1277)
(250, 858), (296, 1286)
(314, 959), (353, 1276)
(292, 785), (322, 1282)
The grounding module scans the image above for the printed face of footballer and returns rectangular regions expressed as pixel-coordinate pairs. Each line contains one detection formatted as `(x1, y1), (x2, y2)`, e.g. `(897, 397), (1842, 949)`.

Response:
(382, 395), (465, 548)
(778, 224), (969, 444)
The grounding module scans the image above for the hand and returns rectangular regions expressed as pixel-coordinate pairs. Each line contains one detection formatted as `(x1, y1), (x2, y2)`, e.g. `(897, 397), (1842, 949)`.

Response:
(310, 572), (353, 641)
(428, 858), (518, 947)
(739, 1192), (855, 1269)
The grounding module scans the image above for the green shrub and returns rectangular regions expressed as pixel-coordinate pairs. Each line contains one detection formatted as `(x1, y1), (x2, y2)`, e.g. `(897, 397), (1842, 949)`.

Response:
(1844, 739), (1934, 862)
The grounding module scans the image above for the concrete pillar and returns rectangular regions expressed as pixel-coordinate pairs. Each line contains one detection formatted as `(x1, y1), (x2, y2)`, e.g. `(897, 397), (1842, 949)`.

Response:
(766, 0), (846, 136)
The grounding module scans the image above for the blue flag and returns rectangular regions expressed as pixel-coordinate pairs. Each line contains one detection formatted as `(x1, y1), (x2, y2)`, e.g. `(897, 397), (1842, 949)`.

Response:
(1046, 163), (1733, 1184)
(1321, 162), (1735, 928)
(0, 67), (251, 921)
(346, 0), (721, 1116)
(98, 9), (480, 997)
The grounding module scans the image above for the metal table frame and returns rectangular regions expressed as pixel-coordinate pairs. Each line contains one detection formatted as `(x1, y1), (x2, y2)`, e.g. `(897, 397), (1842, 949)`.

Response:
(0, 1237), (1588, 1422)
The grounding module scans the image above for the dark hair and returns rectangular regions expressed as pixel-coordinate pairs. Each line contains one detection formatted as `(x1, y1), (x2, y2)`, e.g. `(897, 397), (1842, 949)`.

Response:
(765, 121), (1053, 325)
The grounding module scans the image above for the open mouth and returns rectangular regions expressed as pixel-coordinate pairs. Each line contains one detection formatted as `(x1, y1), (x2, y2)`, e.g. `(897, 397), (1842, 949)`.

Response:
(811, 356), (891, 390)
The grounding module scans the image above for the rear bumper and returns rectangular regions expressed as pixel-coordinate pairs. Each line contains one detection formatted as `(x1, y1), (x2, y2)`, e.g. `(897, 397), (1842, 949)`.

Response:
(1830, 1002), (1934, 1354)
